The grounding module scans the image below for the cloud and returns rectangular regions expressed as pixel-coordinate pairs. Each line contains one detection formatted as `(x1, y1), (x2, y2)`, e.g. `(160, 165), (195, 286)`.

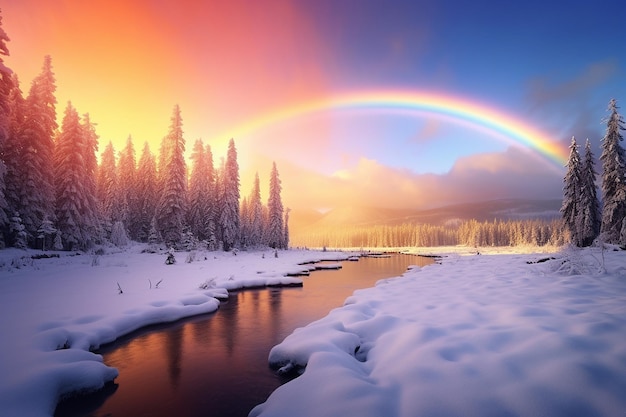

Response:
(524, 60), (621, 151)
(244, 146), (564, 213)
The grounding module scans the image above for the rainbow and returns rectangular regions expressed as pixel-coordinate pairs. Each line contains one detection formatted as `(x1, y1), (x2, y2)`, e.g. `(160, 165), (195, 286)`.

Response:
(223, 90), (568, 168)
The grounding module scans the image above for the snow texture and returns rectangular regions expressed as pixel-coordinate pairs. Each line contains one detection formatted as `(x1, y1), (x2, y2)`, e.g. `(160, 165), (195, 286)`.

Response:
(252, 247), (626, 417)
(0, 245), (355, 417)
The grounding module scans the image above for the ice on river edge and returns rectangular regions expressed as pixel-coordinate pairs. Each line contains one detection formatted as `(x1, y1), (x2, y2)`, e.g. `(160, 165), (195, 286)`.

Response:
(251, 247), (626, 417)
(0, 245), (359, 417)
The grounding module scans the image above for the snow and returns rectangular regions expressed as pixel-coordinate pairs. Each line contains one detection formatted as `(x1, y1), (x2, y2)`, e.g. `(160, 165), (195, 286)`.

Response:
(251, 247), (626, 417)
(0, 245), (357, 417)
(2, 244), (625, 417)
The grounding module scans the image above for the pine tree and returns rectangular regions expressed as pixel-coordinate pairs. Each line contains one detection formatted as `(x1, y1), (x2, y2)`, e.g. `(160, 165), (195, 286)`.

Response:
(600, 99), (626, 244)
(188, 139), (214, 242)
(0, 10), (11, 243)
(266, 162), (284, 249)
(9, 211), (27, 249)
(54, 102), (98, 250)
(561, 137), (582, 246)
(118, 135), (138, 239)
(219, 138), (240, 251)
(110, 220), (129, 247)
(204, 144), (217, 249)
(37, 216), (56, 251)
(4, 73), (24, 222)
(155, 105), (187, 247)
(136, 142), (158, 242)
(579, 139), (601, 246)
(283, 207), (291, 249)
(15, 55), (57, 245)
(240, 196), (250, 247)
(80, 113), (102, 243)
(247, 172), (264, 247)
(96, 141), (119, 232)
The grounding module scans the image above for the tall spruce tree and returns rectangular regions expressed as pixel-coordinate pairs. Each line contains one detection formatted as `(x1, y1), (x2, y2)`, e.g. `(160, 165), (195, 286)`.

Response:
(16, 55), (57, 245)
(599, 99), (626, 244)
(53, 102), (99, 250)
(155, 105), (187, 247)
(204, 144), (217, 249)
(0, 10), (11, 243)
(219, 138), (240, 251)
(266, 162), (284, 249)
(561, 137), (582, 246)
(188, 139), (214, 241)
(135, 142), (158, 242)
(283, 207), (290, 249)
(4, 73), (24, 223)
(118, 135), (138, 239)
(80, 113), (101, 242)
(96, 141), (120, 234)
(580, 139), (601, 246)
(248, 172), (264, 247)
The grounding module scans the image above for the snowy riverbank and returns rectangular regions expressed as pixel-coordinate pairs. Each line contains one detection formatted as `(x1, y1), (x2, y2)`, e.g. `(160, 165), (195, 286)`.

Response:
(252, 246), (626, 417)
(0, 245), (358, 417)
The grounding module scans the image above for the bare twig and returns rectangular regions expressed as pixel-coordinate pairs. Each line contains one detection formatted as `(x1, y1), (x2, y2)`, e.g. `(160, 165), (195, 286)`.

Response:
(117, 282), (123, 294)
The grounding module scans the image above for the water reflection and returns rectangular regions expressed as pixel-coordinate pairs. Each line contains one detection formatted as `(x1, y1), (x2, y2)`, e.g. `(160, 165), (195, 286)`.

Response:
(55, 254), (433, 417)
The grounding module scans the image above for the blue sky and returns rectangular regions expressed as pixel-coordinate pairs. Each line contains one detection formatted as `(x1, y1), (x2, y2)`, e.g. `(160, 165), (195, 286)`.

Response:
(4, 0), (625, 209)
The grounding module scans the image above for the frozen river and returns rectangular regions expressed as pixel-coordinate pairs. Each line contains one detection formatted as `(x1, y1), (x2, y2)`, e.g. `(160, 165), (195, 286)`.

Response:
(55, 253), (434, 417)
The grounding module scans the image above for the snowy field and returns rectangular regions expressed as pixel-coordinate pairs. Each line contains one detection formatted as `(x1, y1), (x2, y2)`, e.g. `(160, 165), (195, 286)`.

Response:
(0, 246), (357, 417)
(252, 246), (626, 417)
(1, 245), (625, 417)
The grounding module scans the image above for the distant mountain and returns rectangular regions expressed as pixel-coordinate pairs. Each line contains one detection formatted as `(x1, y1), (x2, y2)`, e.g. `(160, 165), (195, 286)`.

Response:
(289, 199), (562, 233)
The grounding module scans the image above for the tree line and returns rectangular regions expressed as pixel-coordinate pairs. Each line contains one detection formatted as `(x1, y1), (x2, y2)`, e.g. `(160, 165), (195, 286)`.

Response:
(0, 12), (288, 251)
(291, 218), (568, 249)
(561, 99), (626, 247)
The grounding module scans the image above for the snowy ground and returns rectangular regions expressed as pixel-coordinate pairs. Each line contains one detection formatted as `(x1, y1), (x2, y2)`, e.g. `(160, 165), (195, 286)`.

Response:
(0, 245), (357, 417)
(252, 246), (626, 417)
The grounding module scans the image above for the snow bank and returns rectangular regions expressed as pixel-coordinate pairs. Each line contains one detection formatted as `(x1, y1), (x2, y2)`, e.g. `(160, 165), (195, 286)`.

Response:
(0, 245), (357, 417)
(252, 247), (626, 417)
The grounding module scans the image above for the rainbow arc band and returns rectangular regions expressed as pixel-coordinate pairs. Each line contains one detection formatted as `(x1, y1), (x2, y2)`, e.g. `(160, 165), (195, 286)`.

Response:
(222, 90), (568, 169)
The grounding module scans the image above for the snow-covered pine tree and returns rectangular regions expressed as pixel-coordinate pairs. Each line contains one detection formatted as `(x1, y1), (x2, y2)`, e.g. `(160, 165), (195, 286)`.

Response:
(4, 73), (25, 223)
(117, 135), (138, 239)
(0, 10), (11, 244)
(147, 216), (161, 248)
(135, 142), (158, 242)
(15, 55), (57, 245)
(214, 156), (225, 248)
(266, 162), (284, 249)
(54, 102), (99, 250)
(560, 137), (582, 246)
(80, 113), (102, 243)
(96, 141), (119, 234)
(283, 207), (290, 249)
(219, 138), (240, 251)
(248, 172), (264, 247)
(188, 139), (213, 242)
(204, 144), (217, 249)
(9, 211), (27, 249)
(37, 216), (56, 251)
(600, 99), (626, 244)
(110, 220), (129, 247)
(239, 196), (250, 248)
(155, 105), (187, 247)
(579, 138), (601, 246)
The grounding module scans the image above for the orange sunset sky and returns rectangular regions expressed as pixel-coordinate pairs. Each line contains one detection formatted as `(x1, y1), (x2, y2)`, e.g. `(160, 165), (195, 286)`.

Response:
(3, 0), (625, 213)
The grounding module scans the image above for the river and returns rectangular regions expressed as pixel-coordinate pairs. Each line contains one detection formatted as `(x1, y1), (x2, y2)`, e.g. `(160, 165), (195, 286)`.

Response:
(55, 253), (434, 417)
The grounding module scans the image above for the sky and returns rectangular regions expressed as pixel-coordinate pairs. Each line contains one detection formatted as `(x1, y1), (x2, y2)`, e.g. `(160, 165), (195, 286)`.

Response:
(3, 0), (625, 213)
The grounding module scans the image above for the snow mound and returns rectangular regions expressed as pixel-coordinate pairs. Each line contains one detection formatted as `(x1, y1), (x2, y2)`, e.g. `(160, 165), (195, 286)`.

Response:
(252, 248), (626, 417)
